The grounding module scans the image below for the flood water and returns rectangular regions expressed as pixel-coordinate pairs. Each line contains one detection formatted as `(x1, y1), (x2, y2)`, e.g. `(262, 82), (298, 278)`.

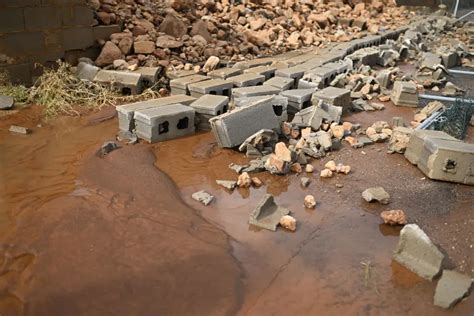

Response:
(0, 104), (473, 315)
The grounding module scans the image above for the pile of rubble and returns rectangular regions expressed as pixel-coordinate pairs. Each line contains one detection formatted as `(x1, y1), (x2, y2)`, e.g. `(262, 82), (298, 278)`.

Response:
(87, 0), (413, 70)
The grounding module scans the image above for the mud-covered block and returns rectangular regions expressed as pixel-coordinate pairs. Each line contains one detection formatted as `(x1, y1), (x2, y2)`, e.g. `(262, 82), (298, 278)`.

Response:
(188, 79), (234, 98)
(226, 73), (265, 88)
(191, 94), (229, 130)
(404, 130), (458, 165)
(391, 81), (418, 107)
(393, 224), (444, 281)
(417, 137), (474, 185)
(210, 97), (281, 148)
(248, 194), (290, 231)
(170, 75), (210, 95)
(434, 270), (473, 309)
(312, 87), (351, 112)
(94, 70), (143, 95)
(134, 104), (195, 143)
(116, 95), (196, 131)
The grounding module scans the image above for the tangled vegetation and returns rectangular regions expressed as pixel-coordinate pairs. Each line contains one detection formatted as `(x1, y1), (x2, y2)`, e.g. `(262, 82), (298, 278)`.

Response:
(0, 72), (30, 104)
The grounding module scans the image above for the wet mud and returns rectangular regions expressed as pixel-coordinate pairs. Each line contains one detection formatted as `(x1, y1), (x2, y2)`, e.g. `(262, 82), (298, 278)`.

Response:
(0, 101), (473, 315)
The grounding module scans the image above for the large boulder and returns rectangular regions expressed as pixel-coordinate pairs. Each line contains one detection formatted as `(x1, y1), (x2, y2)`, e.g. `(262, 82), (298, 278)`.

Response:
(95, 41), (123, 67)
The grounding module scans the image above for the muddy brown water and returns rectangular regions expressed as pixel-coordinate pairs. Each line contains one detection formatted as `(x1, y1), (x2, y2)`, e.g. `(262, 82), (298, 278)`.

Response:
(0, 102), (473, 315)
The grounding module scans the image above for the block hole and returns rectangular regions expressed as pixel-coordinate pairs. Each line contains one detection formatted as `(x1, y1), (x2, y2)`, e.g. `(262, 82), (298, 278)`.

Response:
(210, 91), (217, 95)
(177, 117), (189, 130)
(272, 105), (283, 116)
(159, 121), (169, 134)
(222, 89), (230, 96)
(257, 82), (263, 86)
(443, 159), (457, 173)
(223, 105), (228, 113)
(217, 110), (221, 115)
(122, 87), (132, 95)
(302, 100), (312, 109)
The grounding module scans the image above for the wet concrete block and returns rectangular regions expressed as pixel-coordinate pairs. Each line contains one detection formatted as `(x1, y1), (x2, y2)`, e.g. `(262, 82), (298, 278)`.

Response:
(248, 194), (290, 231)
(404, 130), (458, 165)
(226, 73), (265, 88)
(191, 94), (229, 130)
(434, 270), (472, 309)
(244, 65), (277, 80)
(231, 85), (280, 100)
(280, 89), (314, 113)
(134, 104), (195, 143)
(188, 79), (234, 98)
(117, 95), (196, 131)
(417, 137), (474, 185)
(76, 62), (99, 81)
(210, 97), (280, 148)
(312, 87), (351, 112)
(170, 75), (211, 95)
(393, 224), (444, 281)
(94, 70), (143, 95)
(208, 67), (242, 79)
(263, 76), (294, 91)
(234, 95), (288, 123)
(391, 81), (418, 107)
(134, 67), (161, 88)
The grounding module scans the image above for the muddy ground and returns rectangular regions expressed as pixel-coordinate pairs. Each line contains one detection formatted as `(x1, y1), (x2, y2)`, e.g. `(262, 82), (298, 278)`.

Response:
(0, 96), (473, 315)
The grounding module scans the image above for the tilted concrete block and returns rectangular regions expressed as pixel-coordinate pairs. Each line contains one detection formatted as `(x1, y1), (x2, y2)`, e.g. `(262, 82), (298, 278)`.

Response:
(208, 67), (242, 79)
(94, 70), (143, 95)
(391, 81), (418, 107)
(312, 87), (351, 113)
(191, 94), (229, 130)
(244, 65), (277, 80)
(117, 95), (196, 131)
(170, 75), (211, 95)
(233, 95), (288, 123)
(404, 130), (458, 165)
(231, 85), (280, 100)
(434, 270), (473, 309)
(76, 62), (99, 81)
(292, 103), (342, 130)
(210, 97), (281, 148)
(417, 137), (474, 185)
(263, 76), (294, 91)
(134, 67), (161, 88)
(280, 89), (314, 113)
(393, 224), (444, 281)
(166, 69), (196, 80)
(188, 79), (234, 98)
(226, 73), (265, 88)
(134, 104), (195, 143)
(248, 194), (290, 231)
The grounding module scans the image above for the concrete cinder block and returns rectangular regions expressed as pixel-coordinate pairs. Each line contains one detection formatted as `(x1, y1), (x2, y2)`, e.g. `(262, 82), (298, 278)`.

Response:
(76, 61), (100, 81)
(117, 95), (196, 131)
(62, 26), (94, 51)
(0, 32), (44, 55)
(93, 25), (122, 42)
(0, 7), (24, 33)
(166, 69), (196, 80)
(231, 85), (280, 100)
(393, 224), (444, 281)
(188, 78), (233, 98)
(62, 5), (95, 27)
(280, 89), (314, 113)
(404, 130), (458, 165)
(433, 270), (473, 309)
(226, 73), (265, 88)
(416, 137), (474, 185)
(24, 6), (61, 30)
(391, 81), (418, 107)
(248, 194), (290, 231)
(170, 75), (210, 95)
(191, 94), (229, 130)
(274, 66), (306, 88)
(232, 57), (273, 70)
(94, 70), (143, 95)
(263, 76), (294, 91)
(208, 67), (242, 79)
(312, 87), (351, 112)
(134, 67), (161, 88)
(292, 103), (342, 130)
(210, 97), (281, 148)
(134, 104), (195, 143)
(234, 95), (288, 123)
(243, 65), (277, 80)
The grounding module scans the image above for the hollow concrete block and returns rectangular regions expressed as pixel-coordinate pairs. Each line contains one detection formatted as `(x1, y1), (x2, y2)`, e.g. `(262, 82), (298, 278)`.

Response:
(93, 70), (143, 95)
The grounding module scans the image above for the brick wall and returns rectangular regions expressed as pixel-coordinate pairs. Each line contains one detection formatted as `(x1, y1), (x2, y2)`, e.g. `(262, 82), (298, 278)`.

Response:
(0, 0), (120, 85)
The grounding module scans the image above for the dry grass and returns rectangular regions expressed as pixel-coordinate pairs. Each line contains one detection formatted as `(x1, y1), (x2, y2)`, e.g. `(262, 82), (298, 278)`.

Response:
(0, 71), (30, 104)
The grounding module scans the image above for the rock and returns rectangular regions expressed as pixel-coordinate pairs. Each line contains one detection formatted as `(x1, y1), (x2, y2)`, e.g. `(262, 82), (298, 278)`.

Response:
(331, 125), (345, 139)
(362, 187), (390, 204)
(216, 180), (237, 190)
(305, 164), (314, 173)
(95, 41), (123, 66)
(0, 95), (14, 110)
(324, 160), (337, 172)
(158, 14), (187, 38)
(237, 172), (252, 188)
(249, 194), (290, 231)
(300, 177), (311, 187)
(203, 56), (219, 73)
(134, 40), (155, 54)
(9, 125), (30, 135)
(335, 164), (351, 174)
(190, 20), (212, 42)
(434, 270), (473, 309)
(252, 177), (263, 187)
(96, 141), (120, 157)
(291, 163), (302, 174)
(381, 209), (407, 225)
(320, 169), (333, 178)
(191, 190), (214, 205)
(304, 195), (316, 208)
(393, 224), (445, 281)
(279, 215), (297, 232)
(156, 36), (183, 48)
(275, 142), (294, 162)
(265, 154), (290, 175)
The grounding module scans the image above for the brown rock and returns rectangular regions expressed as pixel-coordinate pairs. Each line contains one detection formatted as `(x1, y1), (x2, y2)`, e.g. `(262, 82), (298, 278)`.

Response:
(324, 160), (337, 172)
(320, 169), (333, 178)
(156, 36), (184, 48)
(95, 41), (123, 66)
(275, 142), (293, 162)
(279, 215), (296, 231)
(381, 209), (407, 225)
(97, 12), (113, 25)
(203, 56), (219, 73)
(290, 163), (302, 174)
(191, 20), (212, 42)
(237, 172), (252, 188)
(158, 14), (187, 38)
(134, 41), (155, 54)
(265, 154), (289, 175)
(118, 37), (133, 55)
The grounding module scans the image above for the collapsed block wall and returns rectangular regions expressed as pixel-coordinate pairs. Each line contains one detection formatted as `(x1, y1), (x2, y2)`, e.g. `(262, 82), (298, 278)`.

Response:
(0, 0), (120, 85)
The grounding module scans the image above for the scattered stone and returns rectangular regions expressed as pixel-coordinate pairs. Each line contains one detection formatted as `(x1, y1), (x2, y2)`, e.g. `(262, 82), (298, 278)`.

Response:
(320, 169), (333, 178)
(237, 172), (252, 188)
(335, 164), (351, 174)
(275, 142), (294, 162)
(249, 194), (290, 231)
(9, 125), (30, 135)
(252, 177), (263, 187)
(290, 163), (303, 174)
(95, 41), (123, 67)
(393, 224), (445, 281)
(216, 180), (237, 191)
(96, 141), (120, 157)
(304, 195), (316, 209)
(362, 187), (390, 204)
(279, 215), (297, 232)
(381, 209), (407, 225)
(191, 190), (214, 206)
(434, 270), (473, 309)
(300, 177), (311, 188)
(0, 96), (14, 110)
(305, 164), (314, 173)
(203, 56), (220, 73)
(324, 160), (337, 172)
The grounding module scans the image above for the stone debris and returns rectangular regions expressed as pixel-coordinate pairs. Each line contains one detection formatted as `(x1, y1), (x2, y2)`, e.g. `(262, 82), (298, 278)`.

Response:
(191, 190), (214, 206)
(387, 126), (413, 154)
(324, 160), (337, 172)
(237, 172), (252, 188)
(249, 194), (290, 231)
(362, 187), (390, 204)
(390, 81), (418, 107)
(251, 177), (263, 187)
(434, 270), (473, 309)
(305, 164), (314, 173)
(0, 96), (14, 110)
(279, 215), (297, 232)
(393, 224), (444, 281)
(9, 125), (30, 135)
(300, 177), (311, 188)
(96, 141), (120, 157)
(381, 209), (407, 225)
(304, 195), (316, 209)
(216, 180), (237, 191)
(320, 169), (333, 178)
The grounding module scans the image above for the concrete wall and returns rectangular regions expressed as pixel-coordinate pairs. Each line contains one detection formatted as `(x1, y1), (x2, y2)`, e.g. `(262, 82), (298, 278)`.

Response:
(0, 0), (120, 85)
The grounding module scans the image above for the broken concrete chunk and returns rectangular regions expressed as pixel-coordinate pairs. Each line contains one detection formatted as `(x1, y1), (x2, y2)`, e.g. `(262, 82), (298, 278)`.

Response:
(279, 215), (297, 232)
(404, 130), (458, 166)
(381, 209), (407, 225)
(362, 187), (390, 204)
(191, 190), (214, 206)
(434, 270), (473, 309)
(9, 125), (30, 135)
(216, 180), (237, 191)
(265, 154), (290, 175)
(76, 62), (100, 81)
(96, 141), (120, 157)
(393, 224), (444, 281)
(116, 130), (138, 145)
(387, 126), (413, 154)
(312, 87), (351, 113)
(249, 194), (290, 231)
(391, 81), (418, 107)
(237, 172), (252, 188)
(228, 163), (246, 174)
(275, 142), (295, 162)
(251, 177), (263, 187)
